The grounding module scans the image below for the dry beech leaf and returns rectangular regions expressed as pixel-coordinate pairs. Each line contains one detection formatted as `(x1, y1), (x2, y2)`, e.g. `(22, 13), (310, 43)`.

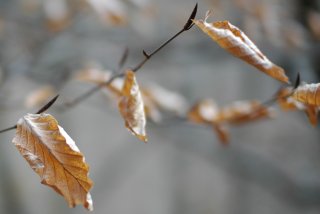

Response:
(305, 105), (318, 127)
(187, 99), (230, 144)
(25, 86), (57, 109)
(119, 70), (147, 142)
(75, 67), (123, 97)
(193, 12), (289, 83)
(144, 84), (188, 116)
(307, 10), (320, 40)
(212, 124), (229, 145)
(277, 87), (318, 126)
(43, 0), (70, 32)
(86, 0), (127, 25)
(292, 83), (320, 106)
(187, 99), (219, 124)
(276, 87), (300, 111)
(217, 100), (272, 124)
(12, 113), (93, 210)
(141, 89), (162, 123)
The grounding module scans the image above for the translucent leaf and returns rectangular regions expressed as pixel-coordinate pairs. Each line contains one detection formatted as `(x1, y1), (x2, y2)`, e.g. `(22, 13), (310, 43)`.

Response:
(292, 83), (320, 106)
(193, 13), (289, 83)
(119, 70), (147, 142)
(217, 100), (273, 124)
(12, 113), (93, 210)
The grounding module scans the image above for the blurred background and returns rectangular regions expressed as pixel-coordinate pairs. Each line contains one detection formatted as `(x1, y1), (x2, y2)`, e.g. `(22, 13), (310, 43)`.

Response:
(0, 0), (320, 213)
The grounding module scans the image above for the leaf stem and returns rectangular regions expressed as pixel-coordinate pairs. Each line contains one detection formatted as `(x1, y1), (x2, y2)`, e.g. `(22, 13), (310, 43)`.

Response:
(61, 3), (198, 109)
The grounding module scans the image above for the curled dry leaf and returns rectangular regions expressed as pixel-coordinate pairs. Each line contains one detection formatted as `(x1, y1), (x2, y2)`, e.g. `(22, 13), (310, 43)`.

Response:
(187, 99), (219, 124)
(193, 12), (289, 83)
(292, 83), (320, 106)
(144, 84), (188, 116)
(217, 100), (272, 124)
(75, 67), (123, 97)
(187, 99), (230, 144)
(119, 70), (147, 142)
(86, 0), (127, 25)
(25, 85), (57, 109)
(12, 113), (93, 210)
(278, 86), (319, 126)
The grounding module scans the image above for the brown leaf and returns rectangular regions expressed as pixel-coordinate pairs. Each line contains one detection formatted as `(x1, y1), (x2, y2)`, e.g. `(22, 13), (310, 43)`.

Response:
(277, 86), (319, 126)
(25, 86), (57, 109)
(12, 113), (93, 210)
(305, 105), (318, 127)
(119, 70), (147, 142)
(212, 124), (229, 145)
(218, 100), (272, 124)
(144, 84), (188, 116)
(187, 99), (219, 124)
(187, 99), (229, 145)
(193, 13), (289, 83)
(292, 83), (320, 106)
(75, 67), (123, 97)
(276, 87), (298, 111)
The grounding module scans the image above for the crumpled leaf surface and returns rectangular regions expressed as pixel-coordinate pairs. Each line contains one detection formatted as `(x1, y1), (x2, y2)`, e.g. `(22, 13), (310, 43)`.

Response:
(292, 83), (320, 106)
(12, 113), (93, 210)
(193, 13), (289, 83)
(119, 70), (147, 142)
(278, 86), (319, 126)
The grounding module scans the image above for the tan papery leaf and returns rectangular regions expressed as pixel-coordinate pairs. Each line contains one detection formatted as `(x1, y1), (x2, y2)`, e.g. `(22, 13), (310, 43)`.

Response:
(218, 100), (272, 124)
(305, 105), (318, 127)
(12, 113), (93, 210)
(212, 124), (229, 145)
(187, 99), (219, 124)
(119, 70), (147, 142)
(144, 84), (188, 116)
(193, 12), (289, 83)
(292, 83), (320, 106)
(75, 67), (123, 97)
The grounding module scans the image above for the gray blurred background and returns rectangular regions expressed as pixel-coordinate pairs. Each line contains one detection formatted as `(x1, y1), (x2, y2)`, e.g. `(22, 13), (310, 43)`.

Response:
(0, 0), (320, 213)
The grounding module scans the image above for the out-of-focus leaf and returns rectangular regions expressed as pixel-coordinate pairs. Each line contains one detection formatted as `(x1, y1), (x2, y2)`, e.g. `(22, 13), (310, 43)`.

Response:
(187, 99), (219, 124)
(307, 10), (320, 40)
(193, 12), (289, 83)
(292, 83), (320, 106)
(86, 0), (127, 25)
(187, 99), (229, 144)
(12, 113), (93, 210)
(119, 70), (147, 142)
(141, 89), (162, 123)
(217, 100), (273, 124)
(212, 123), (229, 145)
(25, 86), (57, 109)
(144, 84), (188, 116)
(75, 67), (123, 97)
(44, 0), (70, 31)
(277, 86), (319, 126)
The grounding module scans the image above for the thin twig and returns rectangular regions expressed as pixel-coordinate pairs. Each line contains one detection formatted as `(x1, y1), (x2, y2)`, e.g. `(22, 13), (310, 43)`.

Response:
(61, 3), (198, 109)
(0, 94), (60, 134)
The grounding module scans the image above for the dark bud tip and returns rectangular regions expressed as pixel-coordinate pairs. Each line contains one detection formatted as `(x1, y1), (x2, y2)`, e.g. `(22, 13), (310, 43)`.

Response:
(183, 3), (198, 31)
(36, 94), (59, 114)
(293, 72), (301, 89)
(142, 50), (150, 58)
